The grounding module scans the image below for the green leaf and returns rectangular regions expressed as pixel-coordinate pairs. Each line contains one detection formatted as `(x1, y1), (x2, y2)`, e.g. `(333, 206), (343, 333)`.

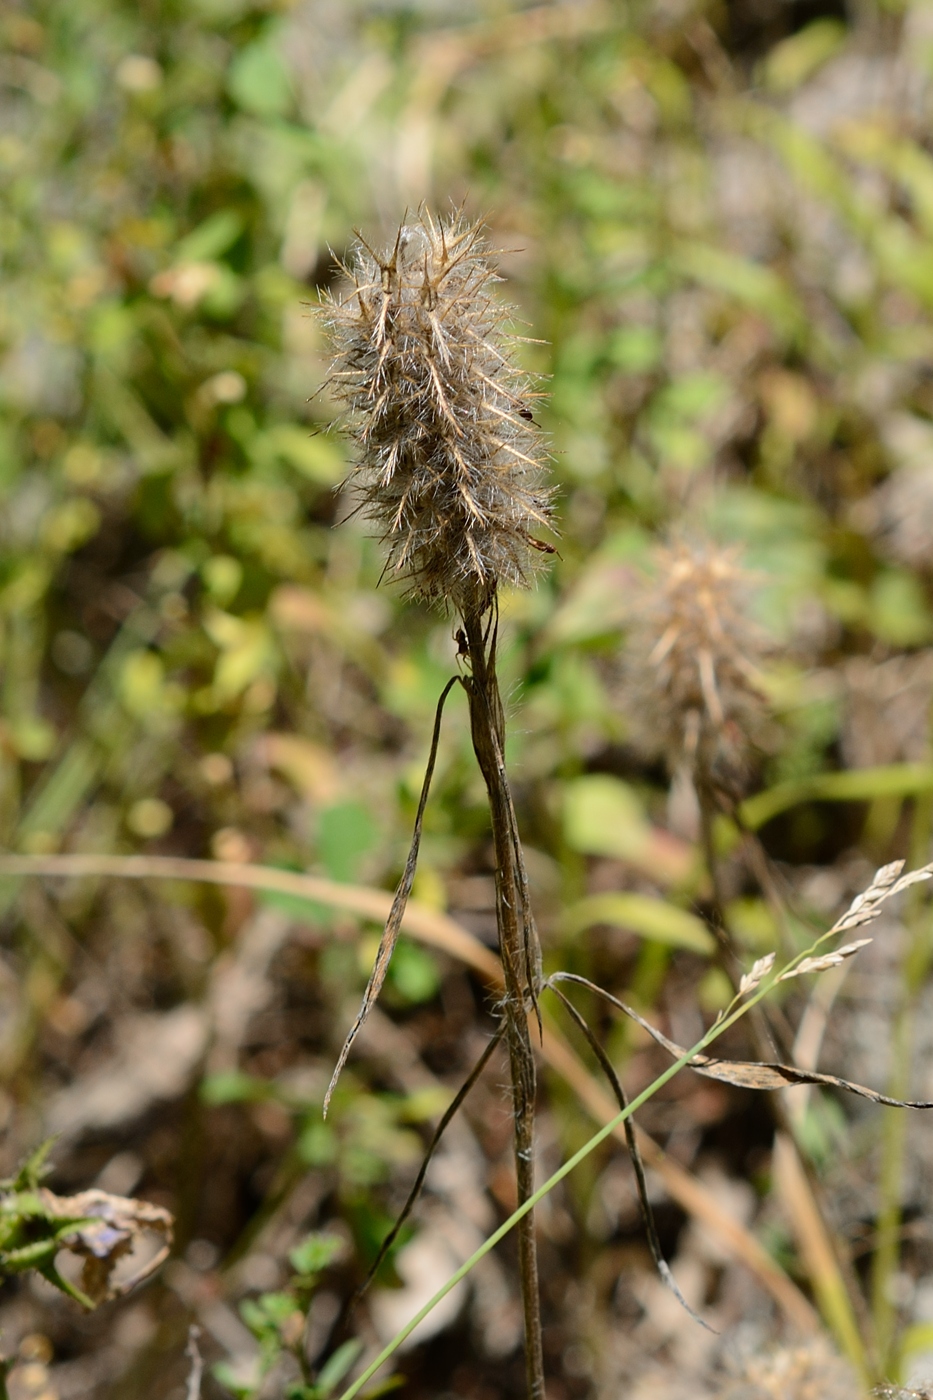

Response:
(288, 1231), (344, 1278)
(212, 1359), (258, 1400)
(9, 718), (56, 762)
(759, 19), (847, 94)
(318, 802), (377, 883)
(562, 775), (695, 885)
(297, 1120), (338, 1167)
(262, 425), (346, 485)
(896, 1321), (933, 1373)
(607, 325), (662, 373)
(561, 892), (714, 955)
(212, 1360), (259, 1400)
(227, 37), (293, 118)
(200, 1070), (273, 1105)
(388, 939), (440, 1003)
(867, 569), (933, 646)
(653, 371), (729, 421)
(562, 775), (650, 861)
(673, 243), (802, 339)
(740, 763), (933, 831)
(176, 209), (244, 264)
(316, 1339), (363, 1397)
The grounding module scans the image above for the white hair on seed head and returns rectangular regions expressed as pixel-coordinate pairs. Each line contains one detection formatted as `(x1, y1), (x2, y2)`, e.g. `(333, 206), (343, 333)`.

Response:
(321, 209), (554, 613)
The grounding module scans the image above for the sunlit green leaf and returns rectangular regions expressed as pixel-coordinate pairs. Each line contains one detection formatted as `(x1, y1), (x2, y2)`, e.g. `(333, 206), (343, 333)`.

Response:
(562, 891), (714, 954)
(227, 36), (293, 118)
(759, 19), (847, 94)
(741, 763), (933, 831)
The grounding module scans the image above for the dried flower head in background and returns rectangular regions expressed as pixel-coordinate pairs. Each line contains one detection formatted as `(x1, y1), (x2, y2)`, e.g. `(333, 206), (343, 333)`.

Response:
(842, 651), (933, 769)
(321, 210), (553, 612)
(621, 540), (772, 799)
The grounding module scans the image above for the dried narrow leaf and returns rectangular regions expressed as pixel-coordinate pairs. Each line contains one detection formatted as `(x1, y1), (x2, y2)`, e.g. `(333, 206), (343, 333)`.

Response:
(780, 939), (872, 980)
(37, 1187), (173, 1305)
(349, 1024), (506, 1314)
(740, 952), (775, 996)
(666, 1047), (933, 1109)
(546, 979), (715, 1333)
(324, 676), (460, 1116)
(549, 973), (933, 1109)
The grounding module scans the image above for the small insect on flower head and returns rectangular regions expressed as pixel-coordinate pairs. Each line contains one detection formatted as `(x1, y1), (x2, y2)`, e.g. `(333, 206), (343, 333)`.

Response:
(622, 539), (772, 800)
(321, 210), (554, 614)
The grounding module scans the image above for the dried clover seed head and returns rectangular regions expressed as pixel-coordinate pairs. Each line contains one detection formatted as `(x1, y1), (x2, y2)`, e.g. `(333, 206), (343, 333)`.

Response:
(622, 541), (771, 794)
(322, 211), (553, 612)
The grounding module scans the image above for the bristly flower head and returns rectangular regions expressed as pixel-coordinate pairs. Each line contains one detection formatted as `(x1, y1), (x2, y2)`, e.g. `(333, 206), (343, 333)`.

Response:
(622, 540), (772, 798)
(321, 210), (554, 613)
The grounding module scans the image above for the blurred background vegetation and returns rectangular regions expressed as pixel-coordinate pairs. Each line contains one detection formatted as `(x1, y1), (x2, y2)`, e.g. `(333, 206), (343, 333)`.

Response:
(7, 0), (933, 1396)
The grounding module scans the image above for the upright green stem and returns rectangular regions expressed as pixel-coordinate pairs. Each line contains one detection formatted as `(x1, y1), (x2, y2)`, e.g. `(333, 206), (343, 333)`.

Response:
(463, 605), (544, 1400)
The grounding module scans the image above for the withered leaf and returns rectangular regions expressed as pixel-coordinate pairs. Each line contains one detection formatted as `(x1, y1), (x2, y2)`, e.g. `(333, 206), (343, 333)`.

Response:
(324, 676), (460, 1116)
(546, 977), (715, 1335)
(550, 973), (933, 1111)
(38, 1187), (174, 1306)
(662, 1047), (933, 1107)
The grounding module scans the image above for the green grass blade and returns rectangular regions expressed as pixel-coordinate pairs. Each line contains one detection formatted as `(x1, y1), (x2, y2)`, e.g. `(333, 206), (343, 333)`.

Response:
(740, 763), (933, 831)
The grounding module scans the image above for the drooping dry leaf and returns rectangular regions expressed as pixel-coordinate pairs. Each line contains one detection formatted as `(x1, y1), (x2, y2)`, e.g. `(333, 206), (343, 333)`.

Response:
(37, 1186), (173, 1305)
(324, 676), (459, 1116)
(666, 1044), (933, 1107)
(547, 978), (715, 1333)
(550, 973), (933, 1110)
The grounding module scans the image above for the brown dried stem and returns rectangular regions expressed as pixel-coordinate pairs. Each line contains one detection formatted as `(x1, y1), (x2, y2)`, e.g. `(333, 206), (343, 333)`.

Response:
(462, 602), (544, 1400)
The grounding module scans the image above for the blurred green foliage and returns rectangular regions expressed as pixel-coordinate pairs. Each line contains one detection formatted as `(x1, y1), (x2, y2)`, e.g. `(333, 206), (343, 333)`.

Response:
(8, 0), (933, 1388)
(9, 0), (933, 899)
(4, 0), (933, 932)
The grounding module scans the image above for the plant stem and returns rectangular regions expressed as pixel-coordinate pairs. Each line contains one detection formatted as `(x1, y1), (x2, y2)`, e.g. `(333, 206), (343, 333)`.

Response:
(463, 604), (545, 1400)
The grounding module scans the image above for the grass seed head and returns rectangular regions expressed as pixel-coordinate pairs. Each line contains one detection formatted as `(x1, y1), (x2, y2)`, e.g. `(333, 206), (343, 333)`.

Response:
(321, 210), (554, 613)
(622, 540), (771, 796)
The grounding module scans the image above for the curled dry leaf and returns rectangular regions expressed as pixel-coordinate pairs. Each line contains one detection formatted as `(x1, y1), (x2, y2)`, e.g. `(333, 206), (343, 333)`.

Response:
(739, 952), (775, 996)
(780, 939), (873, 981)
(550, 973), (933, 1111)
(37, 1187), (173, 1305)
(672, 1046), (933, 1109)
